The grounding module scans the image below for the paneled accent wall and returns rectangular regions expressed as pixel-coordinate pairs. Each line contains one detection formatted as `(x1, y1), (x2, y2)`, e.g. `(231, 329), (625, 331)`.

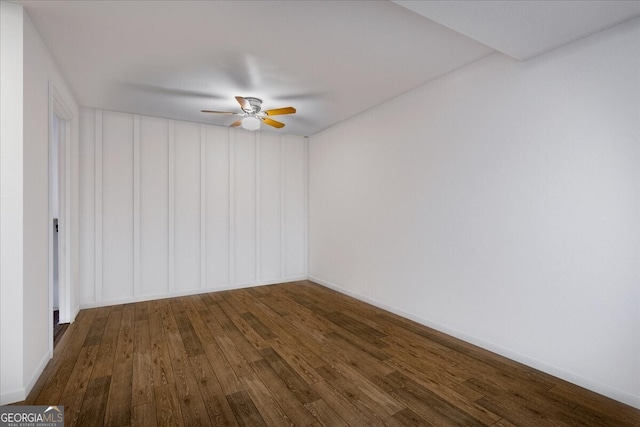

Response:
(79, 108), (307, 307)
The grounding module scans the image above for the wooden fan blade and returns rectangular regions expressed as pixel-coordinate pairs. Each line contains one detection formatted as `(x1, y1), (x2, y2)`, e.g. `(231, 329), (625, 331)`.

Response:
(201, 110), (236, 114)
(230, 119), (243, 127)
(264, 107), (296, 116)
(262, 117), (285, 128)
(235, 96), (251, 111)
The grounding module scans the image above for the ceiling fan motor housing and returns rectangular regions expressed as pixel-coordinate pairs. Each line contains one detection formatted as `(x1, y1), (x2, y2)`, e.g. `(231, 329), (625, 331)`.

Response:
(244, 97), (262, 113)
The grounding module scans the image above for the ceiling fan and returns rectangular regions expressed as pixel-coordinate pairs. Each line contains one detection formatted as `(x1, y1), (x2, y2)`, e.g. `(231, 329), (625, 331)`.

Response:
(202, 96), (296, 130)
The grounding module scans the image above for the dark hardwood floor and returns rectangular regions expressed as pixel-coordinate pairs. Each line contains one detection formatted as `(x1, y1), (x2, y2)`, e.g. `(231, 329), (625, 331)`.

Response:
(22, 281), (640, 426)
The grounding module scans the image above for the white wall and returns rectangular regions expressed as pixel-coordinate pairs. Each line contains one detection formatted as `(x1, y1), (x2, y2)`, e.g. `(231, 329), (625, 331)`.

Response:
(0, 1), (25, 405)
(79, 110), (307, 306)
(309, 18), (640, 408)
(23, 8), (80, 397)
(0, 4), (80, 404)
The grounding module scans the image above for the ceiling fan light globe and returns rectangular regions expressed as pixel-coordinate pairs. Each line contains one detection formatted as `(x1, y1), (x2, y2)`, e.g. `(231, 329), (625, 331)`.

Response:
(242, 116), (261, 131)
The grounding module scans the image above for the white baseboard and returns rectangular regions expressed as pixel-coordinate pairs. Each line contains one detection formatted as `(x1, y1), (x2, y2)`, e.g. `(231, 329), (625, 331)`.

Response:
(308, 275), (640, 410)
(0, 389), (25, 406)
(71, 303), (81, 323)
(24, 350), (52, 401)
(79, 276), (308, 309)
(0, 349), (51, 405)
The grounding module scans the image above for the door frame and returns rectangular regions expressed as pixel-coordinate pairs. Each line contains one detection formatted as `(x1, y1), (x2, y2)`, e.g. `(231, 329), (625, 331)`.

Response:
(48, 82), (73, 354)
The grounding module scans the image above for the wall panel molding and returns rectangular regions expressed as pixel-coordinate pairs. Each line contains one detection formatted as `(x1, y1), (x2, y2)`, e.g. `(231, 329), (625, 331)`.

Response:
(94, 109), (103, 301)
(228, 129), (236, 285)
(304, 136), (309, 276)
(200, 124), (206, 289)
(280, 135), (286, 278)
(255, 132), (261, 282)
(133, 115), (141, 297)
(139, 116), (169, 296)
(79, 108), (307, 306)
(101, 110), (134, 301)
(204, 124), (230, 287)
(168, 119), (175, 293)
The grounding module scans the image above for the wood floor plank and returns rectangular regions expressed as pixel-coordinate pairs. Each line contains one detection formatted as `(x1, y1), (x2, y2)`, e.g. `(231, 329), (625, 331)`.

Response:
(234, 290), (327, 370)
(241, 313), (277, 342)
(104, 304), (135, 426)
(304, 398), (350, 427)
(61, 344), (99, 398)
(198, 292), (217, 307)
(241, 373), (295, 427)
(25, 281), (640, 426)
(90, 305), (123, 380)
(215, 332), (255, 378)
(132, 317), (154, 406)
(326, 310), (387, 341)
(226, 390), (268, 427)
(325, 330), (390, 363)
(365, 335), (500, 424)
(225, 293), (278, 342)
(383, 323), (555, 405)
(569, 404), (638, 427)
(281, 312), (330, 346)
(134, 303), (149, 322)
(259, 347), (320, 405)
(549, 383), (640, 426)
(257, 293), (293, 317)
(149, 301), (178, 389)
(170, 299), (205, 357)
(387, 370), (485, 426)
(104, 361), (133, 426)
(82, 306), (111, 347)
(154, 383), (184, 427)
(57, 392), (84, 427)
(196, 298), (227, 338)
(379, 309), (558, 391)
(208, 299), (235, 330)
(315, 364), (403, 426)
(384, 346), (471, 392)
(392, 408), (433, 427)
(179, 296), (216, 346)
(320, 349), (397, 394)
(463, 376), (587, 426)
(189, 353), (239, 426)
(202, 341), (244, 395)
(216, 297), (265, 362)
(323, 358), (405, 417)
(475, 396), (553, 427)
(180, 294), (244, 396)
(158, 299), (180, 336)
(274, 290), (336, 334)
(77, 376), (111, 427)
(251, 358), (318, 425)
(224, 306), (273, 352)
(268, 337), (324, 385)
(132, 402), (157, 427)
(164, 331), (211, 426)
(493, 420), (518, 427)
(389, 368), (500, 425)
(311, 379), (389, 427)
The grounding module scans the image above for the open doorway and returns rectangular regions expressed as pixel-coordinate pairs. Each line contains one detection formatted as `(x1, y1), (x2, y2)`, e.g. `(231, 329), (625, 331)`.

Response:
(49, 84), (73, 353)
(51, 115), (68, 345)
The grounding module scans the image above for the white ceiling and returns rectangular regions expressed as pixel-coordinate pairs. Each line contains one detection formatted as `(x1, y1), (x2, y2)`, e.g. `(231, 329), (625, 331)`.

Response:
(394, 1), (640, 60)
(18, 1), (640, 136)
